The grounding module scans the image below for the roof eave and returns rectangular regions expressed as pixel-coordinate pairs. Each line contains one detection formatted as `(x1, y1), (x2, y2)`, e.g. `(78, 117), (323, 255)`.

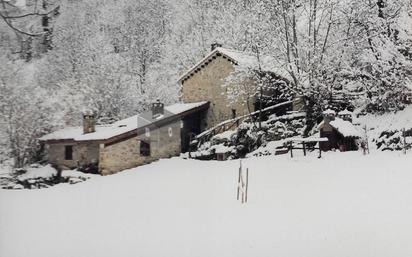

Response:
(104, 102), (210, 146)
(178, 49), (238, 83)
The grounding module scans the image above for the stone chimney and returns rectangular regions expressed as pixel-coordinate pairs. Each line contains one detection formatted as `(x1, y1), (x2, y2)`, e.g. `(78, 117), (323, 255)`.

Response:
(152, 100), (164, 119)
(83, 110), (96, 134)
(211, 43), (222, 51)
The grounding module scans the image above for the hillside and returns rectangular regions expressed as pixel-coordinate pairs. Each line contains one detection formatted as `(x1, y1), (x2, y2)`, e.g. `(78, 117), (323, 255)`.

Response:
(1, 151), (412, 257)
(356, 105), (412, 138)
(1, 0), (411, 167)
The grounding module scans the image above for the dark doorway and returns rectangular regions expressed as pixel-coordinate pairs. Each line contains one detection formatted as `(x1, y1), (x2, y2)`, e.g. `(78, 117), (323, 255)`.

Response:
(181, 111), (206, 153)
(140, 141), (151, 156)
(231, 109), (236, 119)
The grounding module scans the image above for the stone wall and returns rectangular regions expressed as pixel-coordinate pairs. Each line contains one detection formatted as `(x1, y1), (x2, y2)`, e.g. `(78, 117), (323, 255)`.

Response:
(99, 137), (149, 175)
(99, 120), (182, 175)
(141, 120), (182, 158)
(181, 55), (254, 128)
(47, 141), (100, 170)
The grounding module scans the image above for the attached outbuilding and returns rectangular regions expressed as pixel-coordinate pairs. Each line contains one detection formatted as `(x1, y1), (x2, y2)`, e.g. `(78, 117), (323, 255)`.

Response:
(318, 109), (361, 152)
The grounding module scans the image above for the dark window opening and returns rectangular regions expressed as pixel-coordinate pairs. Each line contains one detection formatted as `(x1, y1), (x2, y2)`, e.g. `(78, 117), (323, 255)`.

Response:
(231, 109), (236, 119)
(64, 145), (73, 160)
(42, 16), (49, 27)
(140, 141), (151, 156)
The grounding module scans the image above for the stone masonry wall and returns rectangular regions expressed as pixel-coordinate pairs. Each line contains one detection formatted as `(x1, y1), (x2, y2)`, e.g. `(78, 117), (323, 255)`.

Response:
(182, 55), (254, 128)
(99, 137), (150, 175)
(99, 120), (182, 175)
(140, 120), (182, 158)
(47, 141), (99, 170)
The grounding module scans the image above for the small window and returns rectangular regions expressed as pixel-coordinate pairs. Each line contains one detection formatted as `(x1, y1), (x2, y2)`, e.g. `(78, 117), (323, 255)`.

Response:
(64, 145), (73, 160)
(42, 16), (49, 27)
(231, 109), (236, 119)
(140, 141), (151, 156)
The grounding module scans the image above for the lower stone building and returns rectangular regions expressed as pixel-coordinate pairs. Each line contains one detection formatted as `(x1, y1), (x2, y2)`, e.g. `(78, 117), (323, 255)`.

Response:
(318, 109), (361, 152)
(39, 101), (209, 175)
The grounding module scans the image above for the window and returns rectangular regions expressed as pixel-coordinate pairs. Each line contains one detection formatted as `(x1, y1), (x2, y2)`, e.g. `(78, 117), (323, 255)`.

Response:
(140, 141), (151, 157)
(231, 109), (237, 119)
(42, 16), (49, 27)
(64, 145), (73, 160)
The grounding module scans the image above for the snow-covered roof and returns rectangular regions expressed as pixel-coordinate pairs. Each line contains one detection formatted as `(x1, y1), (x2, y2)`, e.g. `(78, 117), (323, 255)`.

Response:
(338, 109), (353, 116)
(40, 101), (208, 142)
(165, 102), (208, 114)
(178, 47), (291, 82)
(287, 136), (329, 142)
(319, 117), (361, 138)
(212, 130), (237, 141)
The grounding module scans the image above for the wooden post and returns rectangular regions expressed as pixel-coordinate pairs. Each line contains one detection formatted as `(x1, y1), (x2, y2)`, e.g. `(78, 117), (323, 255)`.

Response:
(318, 144), (322, 158)
(241, 183), (244, 204)
(303, 141), (306, 156)
(403, 128), (406, 155)
(259, 86), (263, 130)
(188, 134), (192, 159)
(364, 125), (370, 154)
(245, 168), (249, 203)
(237, 160), (241, 200)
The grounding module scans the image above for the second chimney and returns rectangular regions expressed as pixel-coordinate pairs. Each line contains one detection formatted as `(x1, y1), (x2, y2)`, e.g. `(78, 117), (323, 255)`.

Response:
(152, 100), (164, 118)
(211, 43), (222, 51)
(83, 110), (96, 134)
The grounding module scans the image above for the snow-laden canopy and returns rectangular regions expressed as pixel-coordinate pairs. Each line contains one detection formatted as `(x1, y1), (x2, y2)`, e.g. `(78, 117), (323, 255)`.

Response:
(212, 130), (237, 141)
(39, 102), (208, 142)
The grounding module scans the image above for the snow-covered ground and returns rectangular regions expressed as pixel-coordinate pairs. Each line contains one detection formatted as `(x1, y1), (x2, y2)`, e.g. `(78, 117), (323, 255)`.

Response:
(1, 151), (412, 257)
(356, 105), (412, 139)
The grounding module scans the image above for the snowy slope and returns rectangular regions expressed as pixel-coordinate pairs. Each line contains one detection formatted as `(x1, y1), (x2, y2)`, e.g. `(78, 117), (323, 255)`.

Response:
(1, 151), (412, 257)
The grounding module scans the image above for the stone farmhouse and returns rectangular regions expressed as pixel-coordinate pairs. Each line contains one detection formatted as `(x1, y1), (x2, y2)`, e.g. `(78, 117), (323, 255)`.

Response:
(180, 44), (302, 128)
(40, 45), (302, 174)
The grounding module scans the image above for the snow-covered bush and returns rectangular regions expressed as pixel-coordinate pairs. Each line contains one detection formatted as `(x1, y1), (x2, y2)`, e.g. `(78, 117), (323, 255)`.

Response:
(375, 129), (412, 151)
(0, 164), (96, 190)
(191, 112), (306, 160)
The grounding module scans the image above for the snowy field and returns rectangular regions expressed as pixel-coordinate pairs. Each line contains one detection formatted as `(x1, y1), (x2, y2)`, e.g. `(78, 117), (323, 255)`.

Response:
(1, 151), (412, 257)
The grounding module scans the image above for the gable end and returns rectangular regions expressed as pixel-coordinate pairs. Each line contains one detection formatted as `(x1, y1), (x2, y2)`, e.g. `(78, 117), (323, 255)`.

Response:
(179, 51), (238, 84)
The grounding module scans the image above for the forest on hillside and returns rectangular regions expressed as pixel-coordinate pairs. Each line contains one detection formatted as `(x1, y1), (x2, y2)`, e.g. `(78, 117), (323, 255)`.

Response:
(0, 0), (411, 166)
